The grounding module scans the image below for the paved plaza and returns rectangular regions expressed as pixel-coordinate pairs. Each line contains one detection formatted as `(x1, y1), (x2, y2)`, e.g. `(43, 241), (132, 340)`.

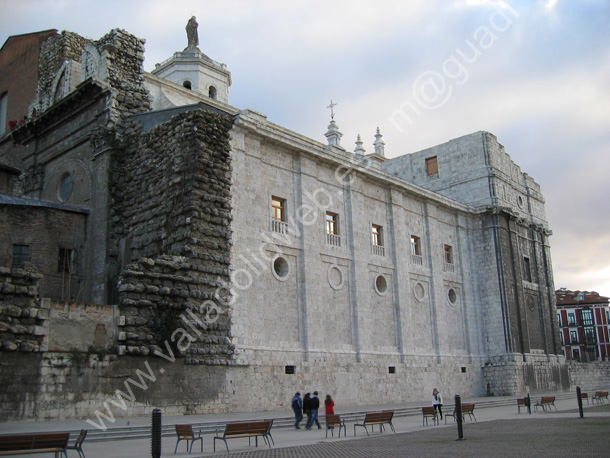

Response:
(1, 394), (609, 457)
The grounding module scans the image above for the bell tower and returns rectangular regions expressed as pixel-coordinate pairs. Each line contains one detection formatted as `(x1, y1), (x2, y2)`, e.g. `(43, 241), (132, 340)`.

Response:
(151, 16), (231, 104)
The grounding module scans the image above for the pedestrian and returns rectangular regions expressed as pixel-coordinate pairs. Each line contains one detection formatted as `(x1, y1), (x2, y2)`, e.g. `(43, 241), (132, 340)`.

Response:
(432, 387), (443, 420)
(324, 394), (335, 415)
(303, 392), (312, 428)
(291, 392), (303, 429)
(306, 391), (322, 429)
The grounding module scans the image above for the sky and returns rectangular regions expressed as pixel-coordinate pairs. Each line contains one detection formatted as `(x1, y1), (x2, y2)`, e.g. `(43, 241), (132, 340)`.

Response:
(1, 0), (609, 296)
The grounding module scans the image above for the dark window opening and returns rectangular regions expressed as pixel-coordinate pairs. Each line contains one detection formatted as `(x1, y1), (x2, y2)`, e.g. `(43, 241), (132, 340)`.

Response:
(12, 244), (30, 268)
(183, 80), (192, 90)
(209, 86), (217, 99)
(285, 365), (296, 375)
(58, 248), (75, 274)
(388, 366), (396, 374)
(461, 367), (467, 373)
(523, 256), (532, 282)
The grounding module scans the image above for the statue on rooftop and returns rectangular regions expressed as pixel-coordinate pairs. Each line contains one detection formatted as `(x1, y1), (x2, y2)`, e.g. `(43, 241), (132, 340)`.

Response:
(186, 16), (199, 48)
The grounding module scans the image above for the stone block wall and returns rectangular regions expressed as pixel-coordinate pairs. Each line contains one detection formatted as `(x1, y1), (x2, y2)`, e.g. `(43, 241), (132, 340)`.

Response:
(0, 265), (46, 352)
(482, 355), (569, 396)
(568, 361), (610, 392)
(110, 109), (235, 361)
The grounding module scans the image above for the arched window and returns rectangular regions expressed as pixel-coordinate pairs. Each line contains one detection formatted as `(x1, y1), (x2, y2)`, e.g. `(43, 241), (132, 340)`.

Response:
(208, 85), (217, 100)
(183, 80), (192, 90)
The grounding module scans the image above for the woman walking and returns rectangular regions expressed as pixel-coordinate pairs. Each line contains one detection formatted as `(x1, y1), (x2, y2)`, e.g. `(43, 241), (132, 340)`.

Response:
(432, 388), (443, 420)
(324, 394), (335, 415)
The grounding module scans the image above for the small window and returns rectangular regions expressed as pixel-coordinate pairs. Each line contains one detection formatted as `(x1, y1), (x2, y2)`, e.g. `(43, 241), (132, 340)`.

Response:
(568, 313), (576, 327)
(444, 244), (453, 264)
(209, 86), (217, 100)
(570, 330), (578, 344)
(183, 80), (192, 90)
(411, 235), (421, 256)
(272, 196), (286, 222)
(285, 365), (296, 375)
(523, 256), (532, 282)
(12, 244), (30, 268)
(461, 367), (467, 373)
(58, 248), (75, 274)
(372, 224), (383, 246)
(388, 366), (396, 374)
(375, 274), (388, 295)
(426, 156), (438, 176)
(272, 256), (289, 280)
(326, 212), (339, 235)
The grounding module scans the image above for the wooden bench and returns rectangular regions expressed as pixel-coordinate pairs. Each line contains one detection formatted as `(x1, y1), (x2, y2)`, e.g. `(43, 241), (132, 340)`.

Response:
(517, 397), (528, 413)
(0, 432), (70, 457)
(580, 392), (589, 405)
(445, 403), (476, 424)
(325, 414), (346, 438)
(354, 410), (395, 436)
(592, 391), (609, 404)
(421, 406), (438, 426)
(534, 396), (557, 412)
(174, 424), (203, 454)
(65, 429), (87, 458)
(213, 420), (273, 453)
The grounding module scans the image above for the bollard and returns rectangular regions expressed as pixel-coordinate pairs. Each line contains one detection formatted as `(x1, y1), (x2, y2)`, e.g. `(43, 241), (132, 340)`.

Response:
(455, 395), (464, 440)
(151, 408), (162, 458)
(526, 393), (531, 415)
(576, 386), (584, 418)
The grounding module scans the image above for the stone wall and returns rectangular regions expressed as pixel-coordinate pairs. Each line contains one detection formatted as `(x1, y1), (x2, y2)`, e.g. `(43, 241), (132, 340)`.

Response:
(568, 361), (610, 392)
(37, 31), (89, 109)
(110, 109), (235, 362)
(483, 355), (569, 396)
(0, 264), (47, 352)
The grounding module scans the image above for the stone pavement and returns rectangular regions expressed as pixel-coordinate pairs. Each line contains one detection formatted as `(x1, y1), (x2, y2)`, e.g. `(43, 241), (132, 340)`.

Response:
(1, 394), (609, 457)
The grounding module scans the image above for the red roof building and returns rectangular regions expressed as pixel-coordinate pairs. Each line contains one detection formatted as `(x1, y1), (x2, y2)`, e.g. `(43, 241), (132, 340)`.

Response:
(556, 288), (610, 362)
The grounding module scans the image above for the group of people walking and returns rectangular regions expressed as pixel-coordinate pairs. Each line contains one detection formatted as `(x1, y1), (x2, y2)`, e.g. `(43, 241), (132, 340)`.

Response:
(291, 391), (335, 429)
(291, 388), (442, 429)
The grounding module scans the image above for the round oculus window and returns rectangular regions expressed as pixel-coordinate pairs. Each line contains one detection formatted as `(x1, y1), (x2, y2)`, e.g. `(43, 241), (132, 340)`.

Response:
(375, 274), (388, 296)
(272, 256), (289, 281)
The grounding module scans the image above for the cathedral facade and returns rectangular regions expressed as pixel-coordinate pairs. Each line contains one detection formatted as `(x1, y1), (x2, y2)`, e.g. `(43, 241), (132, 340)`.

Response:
(0, 22), (579, 421)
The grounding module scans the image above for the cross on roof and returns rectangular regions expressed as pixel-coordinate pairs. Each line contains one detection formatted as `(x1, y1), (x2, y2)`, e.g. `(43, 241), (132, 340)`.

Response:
(327, 99), (338, 120)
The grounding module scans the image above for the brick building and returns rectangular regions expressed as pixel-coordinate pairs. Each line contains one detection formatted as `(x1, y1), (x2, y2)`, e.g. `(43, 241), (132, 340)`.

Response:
(556, 289), (610, 362)
(0, 30), (58, 135)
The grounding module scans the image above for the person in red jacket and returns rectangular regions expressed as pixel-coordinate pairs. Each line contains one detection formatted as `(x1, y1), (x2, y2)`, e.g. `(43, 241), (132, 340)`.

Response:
(324, 394), (335, 415)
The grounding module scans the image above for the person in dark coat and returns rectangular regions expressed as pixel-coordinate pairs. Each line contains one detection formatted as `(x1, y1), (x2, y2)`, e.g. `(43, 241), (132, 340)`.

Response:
(303, 393), (312, 428)
(306, 391), (321, 429)
(291, 392), (303, 429)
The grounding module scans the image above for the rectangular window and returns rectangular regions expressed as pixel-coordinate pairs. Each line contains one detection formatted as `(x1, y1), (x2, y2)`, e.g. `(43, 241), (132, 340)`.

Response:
(372, 224), (383, 246)
(12, 244), (30, 268)
(523, 256), (532, 282)
(581, 309), (594, 326)
(58, 248), (75, 274)
(371, 224), (384, 256)
(326, 212), (339, 235)
(271, 196), (286, 222)
(325, 212), (341, 247)
(570, 330), (578, 344)
(271, 196), (288, 234)
(426, 156), (438, 176)
(411, 235), (421, 256)
(568, 312), (576, 327)
(444, 244), (453, 264)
